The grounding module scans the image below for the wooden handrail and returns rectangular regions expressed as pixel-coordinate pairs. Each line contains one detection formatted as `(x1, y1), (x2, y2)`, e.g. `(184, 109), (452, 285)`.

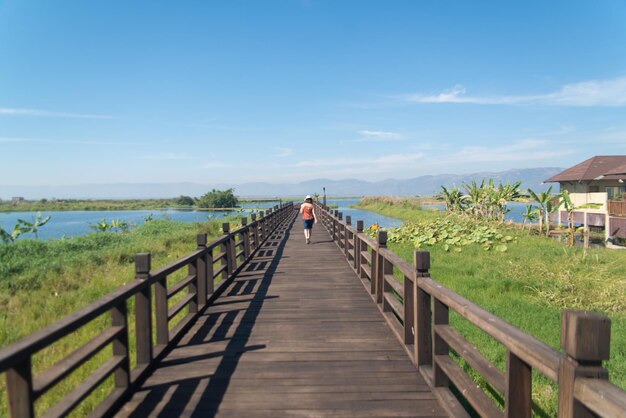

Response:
(314, 202), (626, 418)
(0, 203), (295, 418)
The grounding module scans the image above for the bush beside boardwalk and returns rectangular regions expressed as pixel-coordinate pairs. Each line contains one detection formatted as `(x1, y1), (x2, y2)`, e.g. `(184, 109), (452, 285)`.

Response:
(355, 197), (626, 415)
(0, 218), (229, 416)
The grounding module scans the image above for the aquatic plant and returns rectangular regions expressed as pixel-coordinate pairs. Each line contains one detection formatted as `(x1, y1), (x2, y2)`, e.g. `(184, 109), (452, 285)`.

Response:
(372, 216), (515, 253)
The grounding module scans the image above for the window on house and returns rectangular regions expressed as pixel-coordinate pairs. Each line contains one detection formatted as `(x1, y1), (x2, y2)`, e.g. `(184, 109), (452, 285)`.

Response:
(588, 186), (599, 192)
(606, 186), (626, 200)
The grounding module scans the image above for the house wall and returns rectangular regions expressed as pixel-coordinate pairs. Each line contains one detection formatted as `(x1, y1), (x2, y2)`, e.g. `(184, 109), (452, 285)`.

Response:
(569, 192), (608, 211)
(609, 217), (626, 239)
(551, 210), (606, 227)
(560, 180), (625, 194)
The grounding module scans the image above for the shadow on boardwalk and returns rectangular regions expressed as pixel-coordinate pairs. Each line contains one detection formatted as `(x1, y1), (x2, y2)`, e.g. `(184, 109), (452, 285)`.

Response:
(116, 214), (447, 418)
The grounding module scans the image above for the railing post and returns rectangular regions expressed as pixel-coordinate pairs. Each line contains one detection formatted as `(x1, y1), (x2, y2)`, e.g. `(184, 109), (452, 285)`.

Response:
(6, 358), (34, 418)
(223, 223), (234, 276)
(433, 297), (449, 387)
(135, 253), (153, 365)
(354, 219), (363, 270)
(154, 266), (168, 347)
(414, 250), (432, 369)
(242, 217), (251, 259)
(505, 349), (532, 418)
(345, 215), (351, 259)
(375, 230), (388, 303)
(251, 213), (258, 251)
(557, 311), (611, 418)
(337, 212), (343, 250)
(111, 300), (130, 389)
(196, 234), (208, 309)
(259, 211), (265, 241)
(404, 275), (415, 349)
(188, 251), (198, 315)
(207, 244), (214, 297)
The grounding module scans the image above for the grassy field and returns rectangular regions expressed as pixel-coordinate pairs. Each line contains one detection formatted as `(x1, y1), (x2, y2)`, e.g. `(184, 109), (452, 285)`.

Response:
(0, 217), (235, 416)
(0, 197), (287, 212)
(355, 197), (626, 416)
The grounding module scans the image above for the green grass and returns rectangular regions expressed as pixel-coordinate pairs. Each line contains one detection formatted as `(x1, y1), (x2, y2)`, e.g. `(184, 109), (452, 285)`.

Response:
(0, 198), (197, 212)
(354, 196), (441, 222)
(358, 197), (626, 416)
(0, 218), (234, 416)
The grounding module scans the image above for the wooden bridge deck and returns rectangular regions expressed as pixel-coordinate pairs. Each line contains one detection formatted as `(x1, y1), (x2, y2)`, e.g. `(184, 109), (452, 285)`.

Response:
(115, 213), (448, 417)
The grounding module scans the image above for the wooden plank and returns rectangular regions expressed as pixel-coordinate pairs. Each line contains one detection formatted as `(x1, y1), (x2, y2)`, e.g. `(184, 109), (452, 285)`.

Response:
(435, 355), (503, 418)
(167, 293), (195, 321)
(166, 274), (195, 298)
(114, 213), (450, 418)
(385, 274), (404, 297)
(42, 356), (124, 418)
(435, 324), (505, 395)
(574, 378), (626, 417)
(383, 292), (404, 321)
(33, 326), (124, 397)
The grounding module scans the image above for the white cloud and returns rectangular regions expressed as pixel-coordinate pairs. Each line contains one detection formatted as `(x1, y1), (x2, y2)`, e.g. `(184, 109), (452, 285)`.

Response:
(142, 153), (194, 160)
(274, 147), (293, 157)
(0, 107), (116, 119)
(433, 139), (575, 165)
(407, 76), (626, 107)
(359, 130), (402, 140)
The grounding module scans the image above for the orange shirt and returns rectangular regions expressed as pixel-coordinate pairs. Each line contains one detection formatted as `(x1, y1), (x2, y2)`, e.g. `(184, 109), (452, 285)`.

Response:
(301, 203), (314, 220)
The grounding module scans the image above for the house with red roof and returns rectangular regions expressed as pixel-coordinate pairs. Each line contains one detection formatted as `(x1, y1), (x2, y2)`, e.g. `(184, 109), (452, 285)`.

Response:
(545, 155), (626, 239)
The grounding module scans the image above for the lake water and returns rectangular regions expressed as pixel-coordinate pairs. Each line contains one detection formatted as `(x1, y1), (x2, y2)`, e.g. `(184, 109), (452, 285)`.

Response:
(325, 198), (403, 229)
(0, 199), (531, 241)
(0, 199), (401, 241)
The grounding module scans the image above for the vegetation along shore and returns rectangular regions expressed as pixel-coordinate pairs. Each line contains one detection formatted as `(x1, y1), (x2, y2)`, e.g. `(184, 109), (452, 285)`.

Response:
(0, 216), (237, 415)
(354, 196), (625, 415)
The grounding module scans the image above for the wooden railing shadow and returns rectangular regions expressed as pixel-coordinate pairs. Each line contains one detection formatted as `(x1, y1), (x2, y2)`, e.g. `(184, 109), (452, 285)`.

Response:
(0, 204), (294, 418)
(316, 203), (626, 418)
(123, 213), (295, 417)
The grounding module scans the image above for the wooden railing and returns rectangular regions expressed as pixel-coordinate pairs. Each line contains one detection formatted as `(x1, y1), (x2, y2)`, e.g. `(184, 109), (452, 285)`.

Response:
(608, 200), (626, 217)
(0, 203), (294, 418)
(316, 203), (626, 418)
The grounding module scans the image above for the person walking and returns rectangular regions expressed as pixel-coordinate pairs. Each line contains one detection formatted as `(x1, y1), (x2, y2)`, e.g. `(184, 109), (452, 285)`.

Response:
(299, 195), (317, 244)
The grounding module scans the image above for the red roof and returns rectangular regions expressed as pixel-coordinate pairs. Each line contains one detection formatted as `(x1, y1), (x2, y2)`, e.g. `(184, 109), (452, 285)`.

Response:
(604, 163), (626, 176)
(545, 156), (626, 182)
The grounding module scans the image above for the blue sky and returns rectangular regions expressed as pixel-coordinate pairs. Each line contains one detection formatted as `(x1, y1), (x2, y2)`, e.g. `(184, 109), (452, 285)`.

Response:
(1, 0), (626, 186)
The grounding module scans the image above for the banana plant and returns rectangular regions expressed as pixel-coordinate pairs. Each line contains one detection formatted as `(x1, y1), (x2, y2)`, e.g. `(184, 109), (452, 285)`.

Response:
(462, 179), (485, 218)
(440, 186), (464, 212)
(528, 186), (553, 236)
(16, 212), (51, 239)
(521, 205), (539, 231)
(0, 227), (15, 243)
(90, 218), (111, 232)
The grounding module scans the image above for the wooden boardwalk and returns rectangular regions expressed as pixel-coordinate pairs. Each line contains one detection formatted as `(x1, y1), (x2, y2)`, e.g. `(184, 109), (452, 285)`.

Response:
(116, 213), (448, 417)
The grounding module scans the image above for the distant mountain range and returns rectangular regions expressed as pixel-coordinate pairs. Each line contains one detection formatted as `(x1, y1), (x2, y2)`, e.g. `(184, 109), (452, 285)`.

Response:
(0, 167), (562, 200)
